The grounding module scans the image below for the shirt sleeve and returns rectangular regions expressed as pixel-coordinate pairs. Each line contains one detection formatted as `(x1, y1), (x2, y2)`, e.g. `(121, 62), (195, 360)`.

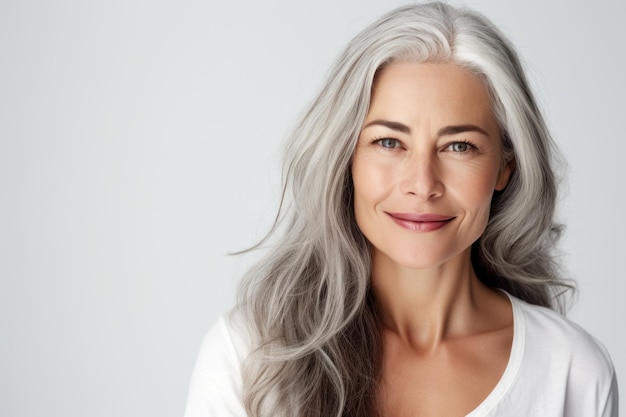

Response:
(600, 370), (619, 417)
(183, 316), (248, 417)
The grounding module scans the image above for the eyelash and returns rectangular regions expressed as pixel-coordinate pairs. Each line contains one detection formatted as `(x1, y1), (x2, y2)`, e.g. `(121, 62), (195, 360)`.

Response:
(446, 140), (477, 153)
(372, 137), (402, 149)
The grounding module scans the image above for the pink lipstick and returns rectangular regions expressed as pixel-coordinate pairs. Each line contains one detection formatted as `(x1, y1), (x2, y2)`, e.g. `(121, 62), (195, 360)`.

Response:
(386, 212), (455, 232)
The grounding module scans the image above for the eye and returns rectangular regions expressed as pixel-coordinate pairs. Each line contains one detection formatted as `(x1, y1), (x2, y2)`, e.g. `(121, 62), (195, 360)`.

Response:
(448, 141), (473, 152)
(374, 138), (401, 149)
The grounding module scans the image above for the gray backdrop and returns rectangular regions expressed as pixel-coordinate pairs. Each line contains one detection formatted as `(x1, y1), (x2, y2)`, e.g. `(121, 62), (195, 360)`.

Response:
(1, 0), (624, 416)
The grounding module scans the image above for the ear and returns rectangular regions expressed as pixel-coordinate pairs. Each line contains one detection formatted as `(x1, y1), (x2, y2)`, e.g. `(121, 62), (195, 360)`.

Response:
(495, 158), (515, 191)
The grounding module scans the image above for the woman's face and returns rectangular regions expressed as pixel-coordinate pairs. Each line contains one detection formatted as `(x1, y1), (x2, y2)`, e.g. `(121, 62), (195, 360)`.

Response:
(352, 61), (512, 270)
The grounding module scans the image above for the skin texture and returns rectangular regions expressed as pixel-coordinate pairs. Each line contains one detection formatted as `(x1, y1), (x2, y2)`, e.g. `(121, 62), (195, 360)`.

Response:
(352, 62), (515, 416)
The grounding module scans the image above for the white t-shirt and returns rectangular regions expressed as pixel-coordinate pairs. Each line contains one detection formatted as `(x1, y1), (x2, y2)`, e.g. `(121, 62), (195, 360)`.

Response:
(184, 294), (618, 416)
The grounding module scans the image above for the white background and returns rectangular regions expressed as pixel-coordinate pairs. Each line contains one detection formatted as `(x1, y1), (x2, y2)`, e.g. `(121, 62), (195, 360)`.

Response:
(1, 1), (624, 416)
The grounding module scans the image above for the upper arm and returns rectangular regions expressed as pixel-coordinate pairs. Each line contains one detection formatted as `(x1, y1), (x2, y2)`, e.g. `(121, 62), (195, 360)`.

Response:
(600, 370), (619, 417)
(183, 317), (248, 417)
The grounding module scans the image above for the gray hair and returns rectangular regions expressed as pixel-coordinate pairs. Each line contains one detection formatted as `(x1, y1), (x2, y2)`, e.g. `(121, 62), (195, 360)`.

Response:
(237, 2), (573, 416)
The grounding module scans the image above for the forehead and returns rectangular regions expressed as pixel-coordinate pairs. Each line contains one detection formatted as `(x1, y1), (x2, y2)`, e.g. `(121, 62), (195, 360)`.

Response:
(368, 61), (496, 130)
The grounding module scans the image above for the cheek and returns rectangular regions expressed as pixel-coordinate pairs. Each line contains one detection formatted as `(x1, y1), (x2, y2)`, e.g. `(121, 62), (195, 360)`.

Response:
(351, 160), (372, 225)
(351, 155), (395, 211)
(446, 163), (500, 211)
(351, 154), (391, 237)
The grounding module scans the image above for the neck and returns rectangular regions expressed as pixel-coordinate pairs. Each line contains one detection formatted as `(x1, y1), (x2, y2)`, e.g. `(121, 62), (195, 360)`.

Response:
(371, 248), (499, 351)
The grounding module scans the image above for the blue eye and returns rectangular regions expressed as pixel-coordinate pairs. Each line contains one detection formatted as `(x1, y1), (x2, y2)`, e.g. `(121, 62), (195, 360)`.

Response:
(450, 142), (470, 152)
(377, 138), (400, 148)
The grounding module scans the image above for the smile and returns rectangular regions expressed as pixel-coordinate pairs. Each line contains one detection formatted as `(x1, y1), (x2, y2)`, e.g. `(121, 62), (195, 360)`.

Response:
(386, 212), (455, 232)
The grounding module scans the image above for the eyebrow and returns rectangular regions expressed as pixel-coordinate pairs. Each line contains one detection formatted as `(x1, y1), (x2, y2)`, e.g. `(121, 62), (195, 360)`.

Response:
(438, 124), (489, 137)
(363, 120), (411, 134)
(363, 119), (490, 137)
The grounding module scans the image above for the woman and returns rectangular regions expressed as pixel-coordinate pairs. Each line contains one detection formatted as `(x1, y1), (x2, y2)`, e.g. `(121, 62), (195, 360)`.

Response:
(185, 2), (617, 416)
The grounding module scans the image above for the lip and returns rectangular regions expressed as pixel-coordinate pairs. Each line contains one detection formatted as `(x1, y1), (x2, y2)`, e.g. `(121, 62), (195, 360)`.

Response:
(386, 212), (455, 232)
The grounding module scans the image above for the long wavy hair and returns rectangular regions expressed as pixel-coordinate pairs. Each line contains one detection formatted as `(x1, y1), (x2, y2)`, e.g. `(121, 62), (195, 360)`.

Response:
(236, 2), (573, 416)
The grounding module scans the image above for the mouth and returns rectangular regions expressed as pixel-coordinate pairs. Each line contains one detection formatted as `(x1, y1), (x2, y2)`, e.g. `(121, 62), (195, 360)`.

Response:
(386, 212), (455, 232)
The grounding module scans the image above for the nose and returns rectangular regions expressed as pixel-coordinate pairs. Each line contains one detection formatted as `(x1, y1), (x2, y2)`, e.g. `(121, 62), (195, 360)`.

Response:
(399, 152), (444, 200)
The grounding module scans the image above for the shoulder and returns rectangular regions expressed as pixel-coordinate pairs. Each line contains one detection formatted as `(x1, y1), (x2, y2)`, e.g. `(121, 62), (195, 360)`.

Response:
(507, 295), (618, 416)
(512, 296), (613, 373)
(184, 310), (253, 417)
